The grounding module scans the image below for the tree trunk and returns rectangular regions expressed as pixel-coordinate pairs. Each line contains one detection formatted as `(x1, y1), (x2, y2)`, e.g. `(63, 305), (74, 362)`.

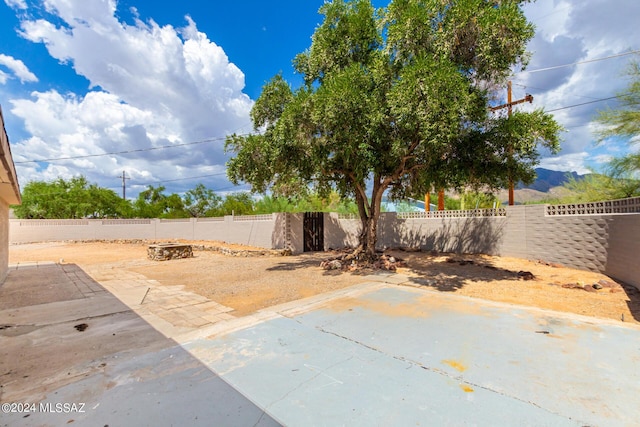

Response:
(363, 214), (378, 260)
(352, 180), (385, 262)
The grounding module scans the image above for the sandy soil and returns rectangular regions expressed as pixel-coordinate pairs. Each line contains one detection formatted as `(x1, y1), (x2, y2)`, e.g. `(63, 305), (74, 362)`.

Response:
(9, 241), (640, 323)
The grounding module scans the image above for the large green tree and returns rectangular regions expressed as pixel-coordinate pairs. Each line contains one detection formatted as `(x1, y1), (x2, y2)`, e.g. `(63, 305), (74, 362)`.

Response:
(183, 183), (222, 217)
(133, 185), (187, 218)
(13, 176), (130, 219)
(226, 0), (561, 259)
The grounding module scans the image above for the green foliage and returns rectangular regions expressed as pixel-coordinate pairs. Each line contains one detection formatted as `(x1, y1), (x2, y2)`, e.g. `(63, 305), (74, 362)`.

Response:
(594, 59), (640, 188)
(423, 193), (462, 210)
(609, 153), (640, 180)
(183, 184), (222, 217)
(595, 60), (640, 142)
(16, 179), (356, 219)
(559, 171), (640, 203)
(133, 185), (188, 219)
(253, 192), (360, 214)
(218, 193), (255, 216)
(226, 0), (560, 255)
(460, 192), (501, 210)
(13, 176), (130, 219)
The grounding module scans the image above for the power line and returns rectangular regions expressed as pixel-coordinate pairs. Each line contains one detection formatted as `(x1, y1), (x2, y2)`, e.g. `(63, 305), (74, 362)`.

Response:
(14, 134), (249, 164)
(546, 94), (631, 113)
(131, 172), (228, 186)
(515, 49), (640, 75)
(511, 82), (605, 102)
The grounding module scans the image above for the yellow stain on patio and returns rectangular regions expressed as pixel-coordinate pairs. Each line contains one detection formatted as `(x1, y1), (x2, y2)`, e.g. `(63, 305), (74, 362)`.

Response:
(442, 359), (467, 372)
(460, 384), (474, 393)
(322, 296), (432, 318)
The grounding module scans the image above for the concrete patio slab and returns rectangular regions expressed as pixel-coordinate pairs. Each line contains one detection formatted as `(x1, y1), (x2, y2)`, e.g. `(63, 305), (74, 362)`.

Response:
(184, 285), (640, 427)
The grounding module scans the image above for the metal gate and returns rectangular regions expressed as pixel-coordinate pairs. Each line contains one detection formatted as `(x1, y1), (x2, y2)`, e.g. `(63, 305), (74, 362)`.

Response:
(303, 212), (324, 252)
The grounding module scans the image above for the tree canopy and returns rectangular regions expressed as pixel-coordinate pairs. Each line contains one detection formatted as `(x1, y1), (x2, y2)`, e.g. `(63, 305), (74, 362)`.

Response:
(595, 59), (640, 179)
(13, 176), (130, 219)
(226, 0), (561, 259)
(12, 177), (358, 219)
(596, 60), (640, 143)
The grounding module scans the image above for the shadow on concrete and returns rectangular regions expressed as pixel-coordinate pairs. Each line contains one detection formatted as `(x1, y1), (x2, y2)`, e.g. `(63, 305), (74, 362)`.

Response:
(0, 263), (280, 426)
(621, 282), (640, 322)
(0, 263), (91, 309)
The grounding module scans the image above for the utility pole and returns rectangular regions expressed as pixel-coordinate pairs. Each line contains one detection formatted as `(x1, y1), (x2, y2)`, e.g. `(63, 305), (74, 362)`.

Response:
(489, 81), (533, 205)
(120, 171), (130, 200)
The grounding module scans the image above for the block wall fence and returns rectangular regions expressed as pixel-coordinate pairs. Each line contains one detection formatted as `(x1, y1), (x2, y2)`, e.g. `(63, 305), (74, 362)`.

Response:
(9, 197), (640, 289)
(9, 214), (284, 250)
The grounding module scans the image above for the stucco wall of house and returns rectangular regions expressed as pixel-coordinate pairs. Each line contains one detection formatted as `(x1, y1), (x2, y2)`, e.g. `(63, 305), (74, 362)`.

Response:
(0, 198), (9, 283)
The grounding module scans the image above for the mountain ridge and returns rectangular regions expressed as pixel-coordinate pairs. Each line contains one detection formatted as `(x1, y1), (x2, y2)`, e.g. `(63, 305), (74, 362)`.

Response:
(518, 168), (583, 192)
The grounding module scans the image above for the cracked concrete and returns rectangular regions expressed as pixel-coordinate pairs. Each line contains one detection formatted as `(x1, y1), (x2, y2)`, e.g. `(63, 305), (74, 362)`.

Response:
(183, 284), (640, 427)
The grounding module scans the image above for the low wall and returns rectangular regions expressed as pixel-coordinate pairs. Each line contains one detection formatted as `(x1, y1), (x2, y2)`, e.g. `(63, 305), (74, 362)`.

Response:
(9, 214), (282, 249)
(9, 198), (640, 288)
(0, 198), (8, 283)
(313, 198), (640, 289)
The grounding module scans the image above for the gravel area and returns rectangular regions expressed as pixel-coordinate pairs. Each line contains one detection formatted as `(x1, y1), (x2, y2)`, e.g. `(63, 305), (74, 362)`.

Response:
(9, 241), (640, 323)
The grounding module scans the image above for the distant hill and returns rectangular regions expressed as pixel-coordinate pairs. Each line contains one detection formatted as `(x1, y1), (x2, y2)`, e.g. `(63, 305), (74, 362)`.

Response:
(491, 168), (585, 204)
(517, 168), (583, 192)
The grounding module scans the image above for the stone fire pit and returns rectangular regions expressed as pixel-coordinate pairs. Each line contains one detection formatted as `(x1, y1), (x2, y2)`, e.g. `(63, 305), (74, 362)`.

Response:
(147, 243), (193, 261)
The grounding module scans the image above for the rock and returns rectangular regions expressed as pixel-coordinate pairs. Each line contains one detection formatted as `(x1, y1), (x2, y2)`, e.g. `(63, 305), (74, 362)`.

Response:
(148, 243), (193, 261)
(592, 283), (603, 290)
(598, 279), (621, 289)
(517, 271), (535, 280)
(388, 257), (396, 263)
(583, 285), (597, 293)
(320, 259), (343, 270)
(610, 288), (624, 294)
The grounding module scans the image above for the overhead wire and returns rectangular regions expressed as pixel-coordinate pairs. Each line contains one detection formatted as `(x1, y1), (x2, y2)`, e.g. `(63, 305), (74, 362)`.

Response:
(546, 94), (632, 113)
(514, 49), (640, 75)
(14, 134), (251, 164)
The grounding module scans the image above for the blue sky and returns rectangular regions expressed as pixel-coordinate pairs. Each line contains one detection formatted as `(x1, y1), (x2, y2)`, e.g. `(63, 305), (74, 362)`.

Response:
(1, 0), (639, 198)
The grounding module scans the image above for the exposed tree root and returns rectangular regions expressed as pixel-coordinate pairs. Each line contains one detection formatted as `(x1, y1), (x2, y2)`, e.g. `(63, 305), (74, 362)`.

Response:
(320, 248), (406, 272)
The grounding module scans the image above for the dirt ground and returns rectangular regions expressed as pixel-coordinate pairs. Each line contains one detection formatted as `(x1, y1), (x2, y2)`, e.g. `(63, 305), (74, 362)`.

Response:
(8, 241), (640, 324)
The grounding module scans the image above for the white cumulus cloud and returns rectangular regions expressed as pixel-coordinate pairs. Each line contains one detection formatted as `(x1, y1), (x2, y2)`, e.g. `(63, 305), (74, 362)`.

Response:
(519, 0), (640, 172)
(10, 0), (253, 194)
(0, 54), (38, 83)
